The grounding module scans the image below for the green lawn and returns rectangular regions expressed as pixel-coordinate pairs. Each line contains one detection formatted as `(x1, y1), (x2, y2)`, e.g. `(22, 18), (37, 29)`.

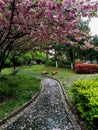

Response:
(0, 73), (40, 121)
(1, 64), (98, 122)
(15, 64), (98, 100)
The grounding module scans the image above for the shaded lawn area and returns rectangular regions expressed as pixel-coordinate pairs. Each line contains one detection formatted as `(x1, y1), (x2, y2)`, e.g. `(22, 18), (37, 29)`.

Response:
(0, 73), (40, 121)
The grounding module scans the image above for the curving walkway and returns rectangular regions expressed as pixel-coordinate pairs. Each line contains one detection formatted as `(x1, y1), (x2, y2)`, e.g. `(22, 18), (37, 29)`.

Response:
(0, 76), (81, 130)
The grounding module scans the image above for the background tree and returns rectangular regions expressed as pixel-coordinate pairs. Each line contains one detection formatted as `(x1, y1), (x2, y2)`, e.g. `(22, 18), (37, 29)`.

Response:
(0, 0), (98, 72)
(92, 35), (98, 63)
(83, 35), (98, 63)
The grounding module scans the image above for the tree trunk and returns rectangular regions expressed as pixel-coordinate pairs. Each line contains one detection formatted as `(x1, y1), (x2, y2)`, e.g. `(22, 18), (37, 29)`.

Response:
(46, 53), (48, 62)
(0, 67), (2, 73)
(45, 53), (48, 66)
(56, 60), (58, 68)
(96, 59), (98, 64)
(69, 48), (74, 69)
(71, 62), (74, 69)
(12, 57), (16, 71)
(0, 41), (14, 72)
(0, 51), (6, 73)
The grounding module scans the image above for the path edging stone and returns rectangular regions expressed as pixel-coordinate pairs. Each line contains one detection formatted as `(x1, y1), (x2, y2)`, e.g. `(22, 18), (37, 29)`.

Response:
(26, 72), (82, 130)
(0, 72), (82, 130)
(0, 73), (43, 129)
(56, 79), (81, 130)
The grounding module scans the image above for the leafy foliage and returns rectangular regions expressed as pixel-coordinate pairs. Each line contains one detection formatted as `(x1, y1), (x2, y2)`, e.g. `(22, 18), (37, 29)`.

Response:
(32, 51), (46, 64)
(0, 0), (98, 72)
(18, 52), (32, 65)
(75, 63), (98, 74)
(72, 79), (98, 126)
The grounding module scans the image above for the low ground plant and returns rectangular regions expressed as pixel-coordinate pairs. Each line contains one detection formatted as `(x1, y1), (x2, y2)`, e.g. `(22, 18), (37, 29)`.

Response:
(0, 73), (40, 121)
(72, 79), (98, 128)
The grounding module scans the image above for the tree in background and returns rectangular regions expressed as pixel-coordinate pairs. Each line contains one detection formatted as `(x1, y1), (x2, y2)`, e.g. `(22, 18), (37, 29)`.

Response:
(84, 35), (98, 63)
(92, 35), (98, 63)
(0, 0), (98, 72)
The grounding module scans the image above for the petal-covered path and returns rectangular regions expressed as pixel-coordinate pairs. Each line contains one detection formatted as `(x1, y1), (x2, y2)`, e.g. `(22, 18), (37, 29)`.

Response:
(1, 77), (81, 130)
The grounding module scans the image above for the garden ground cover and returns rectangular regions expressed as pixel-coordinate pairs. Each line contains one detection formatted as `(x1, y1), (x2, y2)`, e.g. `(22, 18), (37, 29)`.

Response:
(0, 73), (40, 121)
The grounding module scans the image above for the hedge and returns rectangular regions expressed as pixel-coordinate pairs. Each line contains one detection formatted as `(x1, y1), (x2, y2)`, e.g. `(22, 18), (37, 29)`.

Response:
(72, 79), (98, 126)
(75, 63), (98, 74)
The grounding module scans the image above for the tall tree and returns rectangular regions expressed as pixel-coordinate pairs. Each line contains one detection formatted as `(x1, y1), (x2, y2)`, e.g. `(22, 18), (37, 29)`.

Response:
(90, 35), (98, 63)
(0, 0), (98, 72)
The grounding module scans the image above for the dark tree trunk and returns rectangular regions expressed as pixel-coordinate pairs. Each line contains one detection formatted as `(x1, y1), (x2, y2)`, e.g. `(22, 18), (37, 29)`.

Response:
(0, 66), (2, 73)
(54, 47), (58, 68)
(0, 42), (13, 73)
(12, 57), (16, 71)
(46, 53), (48, 62)
(0, 51), (6, 73)
(69, 48), (74, 69)
(96, 59), (98, 64)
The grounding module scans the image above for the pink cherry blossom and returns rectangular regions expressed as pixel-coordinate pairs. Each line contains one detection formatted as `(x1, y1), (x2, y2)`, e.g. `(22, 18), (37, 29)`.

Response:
(24, 0), (32, 7)
(8, 0), (14, 3)
(0, 0), (4, 7)
(0, 0), (98, 51)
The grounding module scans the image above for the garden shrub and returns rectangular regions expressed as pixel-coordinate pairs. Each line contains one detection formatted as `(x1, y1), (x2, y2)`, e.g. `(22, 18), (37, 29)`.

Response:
(75, 63), (98, 74)
(58, 61), (70, 68)
(4, 58), (12, 67)
(18, 52), (32, 65)
(45, 59), (56, 67)
(72, 79), (98, 126)
(46, 59), (71, 68)
(32, 51), (46, 64)
(75, 59), (83, 64)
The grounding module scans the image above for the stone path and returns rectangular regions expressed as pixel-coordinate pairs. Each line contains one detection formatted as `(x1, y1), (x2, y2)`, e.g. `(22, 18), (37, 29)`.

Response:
(1, 77), (80, 130)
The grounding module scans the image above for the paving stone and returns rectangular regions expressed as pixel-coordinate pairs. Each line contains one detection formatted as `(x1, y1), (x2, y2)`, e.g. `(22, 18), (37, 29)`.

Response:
(2, 77), (79, 130)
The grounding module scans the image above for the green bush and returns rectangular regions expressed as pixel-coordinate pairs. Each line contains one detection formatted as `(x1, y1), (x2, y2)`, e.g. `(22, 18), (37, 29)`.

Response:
(72, 79), (98, 125)
(58, 61), (70, 68)
(18, 52), (32, 65)
(45, 59), (56, 67)
(46, 59), (70, 68)
(32, 51), (46, 64)
(5, 58), (12, 67)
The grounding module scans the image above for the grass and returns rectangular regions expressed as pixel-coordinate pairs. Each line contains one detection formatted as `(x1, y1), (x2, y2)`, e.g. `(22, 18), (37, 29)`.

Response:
(2, 64), (98, 99)
(13, 64), (98, 99)
(0, 73), (40, 121)
(18, 64), (98, 130)
(1, 64), (98, 127)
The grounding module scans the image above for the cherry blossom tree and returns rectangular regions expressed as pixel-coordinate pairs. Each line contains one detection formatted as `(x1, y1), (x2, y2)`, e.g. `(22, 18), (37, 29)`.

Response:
(0, 0), (98, 72)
